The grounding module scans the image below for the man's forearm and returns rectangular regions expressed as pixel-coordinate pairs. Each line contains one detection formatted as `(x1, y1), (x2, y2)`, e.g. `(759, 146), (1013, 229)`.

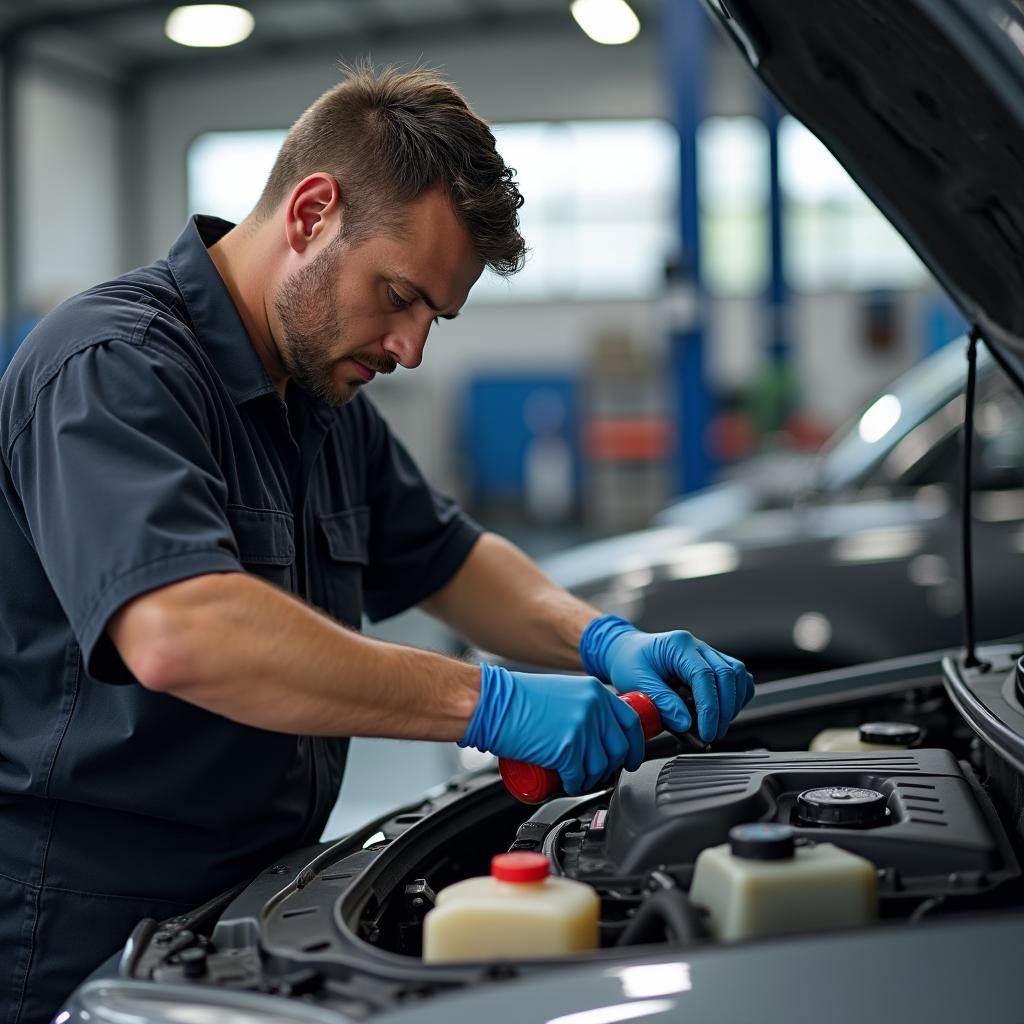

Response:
(420, 532), (602, 670)
(108, 572), (481, 740)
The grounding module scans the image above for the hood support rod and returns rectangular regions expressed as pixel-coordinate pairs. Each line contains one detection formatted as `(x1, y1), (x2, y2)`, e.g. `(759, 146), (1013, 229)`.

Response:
(961, 328), (982, 669)
(978, 333), (1024, 397)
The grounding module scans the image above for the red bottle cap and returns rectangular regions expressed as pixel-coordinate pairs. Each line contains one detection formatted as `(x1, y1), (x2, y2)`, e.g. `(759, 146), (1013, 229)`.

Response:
(620, 691), (662, 741)
(491, 852), (550, 883)
(499, 758), (560, 804)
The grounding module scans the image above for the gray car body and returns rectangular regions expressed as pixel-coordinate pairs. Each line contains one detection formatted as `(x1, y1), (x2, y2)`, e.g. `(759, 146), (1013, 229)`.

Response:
(69, 913), (1021, 1024)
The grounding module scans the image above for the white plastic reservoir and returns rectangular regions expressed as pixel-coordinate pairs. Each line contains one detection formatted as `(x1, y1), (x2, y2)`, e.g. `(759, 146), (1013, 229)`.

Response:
(809, 721), (922, 753)
(422, 852), (599, 962)
(689, 823), (877, 941)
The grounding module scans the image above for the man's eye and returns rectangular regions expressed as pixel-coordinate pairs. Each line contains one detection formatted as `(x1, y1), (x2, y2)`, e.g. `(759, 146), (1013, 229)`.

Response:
(387, 286), (412, 311)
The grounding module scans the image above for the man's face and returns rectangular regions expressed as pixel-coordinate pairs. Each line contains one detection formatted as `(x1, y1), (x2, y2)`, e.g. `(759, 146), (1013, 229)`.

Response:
(273, 188), (483, 406)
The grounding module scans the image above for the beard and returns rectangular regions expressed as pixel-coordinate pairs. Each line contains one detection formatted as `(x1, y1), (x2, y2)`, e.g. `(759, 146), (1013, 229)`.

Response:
(274, 236), (396, 406)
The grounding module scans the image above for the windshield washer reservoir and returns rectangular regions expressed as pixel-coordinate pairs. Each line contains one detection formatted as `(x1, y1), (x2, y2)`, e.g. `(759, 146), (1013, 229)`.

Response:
(690, 824), (877, 941)
(422, 852), (599, 962)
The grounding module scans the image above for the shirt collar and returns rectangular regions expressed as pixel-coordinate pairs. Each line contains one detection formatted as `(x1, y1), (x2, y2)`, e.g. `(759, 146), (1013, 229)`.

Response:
(166, 215), (278, 406)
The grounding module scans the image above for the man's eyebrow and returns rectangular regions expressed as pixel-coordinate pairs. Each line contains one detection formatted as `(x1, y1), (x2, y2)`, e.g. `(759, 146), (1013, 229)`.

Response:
(394, 275), (460, 320)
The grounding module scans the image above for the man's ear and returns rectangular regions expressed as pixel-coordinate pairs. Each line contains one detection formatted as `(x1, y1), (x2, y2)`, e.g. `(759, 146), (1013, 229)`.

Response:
(283, 173), (341, 254)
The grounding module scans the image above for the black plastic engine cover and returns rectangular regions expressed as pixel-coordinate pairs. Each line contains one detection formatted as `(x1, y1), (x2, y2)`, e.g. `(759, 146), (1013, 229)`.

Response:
(605, 749), (1016, 892)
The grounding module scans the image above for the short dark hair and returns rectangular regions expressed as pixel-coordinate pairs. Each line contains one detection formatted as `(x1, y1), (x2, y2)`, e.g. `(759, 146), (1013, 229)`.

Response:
(253, 62), (526, 277)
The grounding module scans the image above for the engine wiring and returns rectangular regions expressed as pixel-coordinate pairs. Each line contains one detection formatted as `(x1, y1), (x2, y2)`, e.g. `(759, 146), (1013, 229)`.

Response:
(616, 870), (707, 947)
(616, 887), (706, 947)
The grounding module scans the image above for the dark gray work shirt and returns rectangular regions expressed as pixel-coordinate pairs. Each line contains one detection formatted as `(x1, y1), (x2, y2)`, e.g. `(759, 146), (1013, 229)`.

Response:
(0, 215), (481, 905)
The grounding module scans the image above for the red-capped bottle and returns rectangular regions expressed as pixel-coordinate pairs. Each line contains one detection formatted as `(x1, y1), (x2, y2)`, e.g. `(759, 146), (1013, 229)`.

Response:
(499, 690), (662, 804)
(422, 852), (600, 961)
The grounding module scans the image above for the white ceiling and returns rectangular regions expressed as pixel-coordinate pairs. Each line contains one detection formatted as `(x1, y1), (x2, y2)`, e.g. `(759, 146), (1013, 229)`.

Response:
(1, 0), (659, 81)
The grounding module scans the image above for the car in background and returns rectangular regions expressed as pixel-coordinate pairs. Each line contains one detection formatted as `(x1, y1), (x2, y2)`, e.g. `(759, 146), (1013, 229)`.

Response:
(652, 337), (978, 532)
(58, 1), (1024, 1022)
(536, 339), (1024, 679)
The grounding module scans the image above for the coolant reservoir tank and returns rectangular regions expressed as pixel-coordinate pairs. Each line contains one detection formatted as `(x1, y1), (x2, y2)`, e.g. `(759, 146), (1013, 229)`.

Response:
(810, 721), (922, 753)
(421, 852), (599, 962)
(689, 824), (877, 941)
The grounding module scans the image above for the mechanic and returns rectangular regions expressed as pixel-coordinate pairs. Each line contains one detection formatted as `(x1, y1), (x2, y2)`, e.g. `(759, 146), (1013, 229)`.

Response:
(0, 64), (753, 1022)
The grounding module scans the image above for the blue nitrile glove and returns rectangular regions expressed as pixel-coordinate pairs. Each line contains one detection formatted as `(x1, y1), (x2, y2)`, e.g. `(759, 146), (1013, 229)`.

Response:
(579, 614), (755, 743)
(459, 663), (646, 796)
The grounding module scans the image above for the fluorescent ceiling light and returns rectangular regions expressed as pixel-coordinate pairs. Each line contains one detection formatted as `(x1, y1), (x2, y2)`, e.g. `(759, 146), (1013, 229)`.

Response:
(165, 4), (254, 48)
(570, 0), (641, 45)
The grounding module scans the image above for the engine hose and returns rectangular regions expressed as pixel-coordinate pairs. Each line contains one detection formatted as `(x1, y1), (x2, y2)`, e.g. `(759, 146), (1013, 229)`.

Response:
(616, 888), (706, 947)
(909, 895), (946, 924)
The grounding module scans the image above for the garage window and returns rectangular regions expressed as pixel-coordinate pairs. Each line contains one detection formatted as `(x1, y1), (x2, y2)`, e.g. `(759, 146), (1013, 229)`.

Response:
(780, 116), (929, 291)
(187, 120), (680, 304)
(188, 116), (928, 300)
(188, 129), (285, 226)
(696, 115), (931, 294)
(697, 115), (770, 296)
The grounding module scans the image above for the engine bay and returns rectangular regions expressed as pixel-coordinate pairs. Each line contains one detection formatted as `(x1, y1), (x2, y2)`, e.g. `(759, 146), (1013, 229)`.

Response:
(592, 748), (1010, 887)
(375, 748), (1017, 962)
(113, 645), (1024, 1016)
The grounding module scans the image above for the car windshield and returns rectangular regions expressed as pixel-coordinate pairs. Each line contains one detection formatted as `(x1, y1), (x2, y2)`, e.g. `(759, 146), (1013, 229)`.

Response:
(812, 339), (978, 495)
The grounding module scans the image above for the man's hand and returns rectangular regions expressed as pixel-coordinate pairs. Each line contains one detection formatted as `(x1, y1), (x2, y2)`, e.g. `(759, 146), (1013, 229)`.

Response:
(579, 614), (754, 742)
(460, 664), (645, 795)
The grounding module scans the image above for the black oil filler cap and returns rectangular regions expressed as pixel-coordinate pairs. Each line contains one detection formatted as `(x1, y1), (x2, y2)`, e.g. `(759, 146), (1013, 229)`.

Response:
(858, 721), (921, 746)
(728, 823), (796, 860)
(797, 786), (888, 829)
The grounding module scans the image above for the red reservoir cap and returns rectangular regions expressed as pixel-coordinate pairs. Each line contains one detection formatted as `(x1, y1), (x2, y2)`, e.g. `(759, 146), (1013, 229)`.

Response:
(492, 852), (551, 883)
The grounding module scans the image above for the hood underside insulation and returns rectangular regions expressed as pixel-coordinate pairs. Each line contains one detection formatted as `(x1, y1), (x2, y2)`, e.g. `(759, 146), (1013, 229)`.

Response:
(718, 0), (1024, 351)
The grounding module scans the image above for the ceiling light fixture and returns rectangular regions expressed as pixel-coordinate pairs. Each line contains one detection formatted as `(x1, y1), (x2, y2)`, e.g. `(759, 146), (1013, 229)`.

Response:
(165, 4), (255, 48)
(570, 0), (641, 45)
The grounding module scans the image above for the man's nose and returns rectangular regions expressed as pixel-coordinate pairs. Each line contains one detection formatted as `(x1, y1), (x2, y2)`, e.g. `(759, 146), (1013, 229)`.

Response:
(382, 320), (430, 369)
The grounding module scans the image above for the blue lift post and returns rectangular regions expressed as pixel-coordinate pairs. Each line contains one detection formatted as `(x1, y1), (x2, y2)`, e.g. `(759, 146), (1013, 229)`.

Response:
(660, 0), (715, 495)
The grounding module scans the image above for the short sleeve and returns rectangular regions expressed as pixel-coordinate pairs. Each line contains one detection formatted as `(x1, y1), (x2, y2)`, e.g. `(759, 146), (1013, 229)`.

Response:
(358, 401), (482, 621)
(3, 333), (244, 682)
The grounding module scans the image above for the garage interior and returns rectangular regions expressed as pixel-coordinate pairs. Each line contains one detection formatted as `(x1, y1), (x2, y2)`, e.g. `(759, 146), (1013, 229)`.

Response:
(0, 2), (973, 839)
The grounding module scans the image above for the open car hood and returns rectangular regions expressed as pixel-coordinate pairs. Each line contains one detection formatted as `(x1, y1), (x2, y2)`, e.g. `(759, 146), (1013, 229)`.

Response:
(705, 0), (1024, 357)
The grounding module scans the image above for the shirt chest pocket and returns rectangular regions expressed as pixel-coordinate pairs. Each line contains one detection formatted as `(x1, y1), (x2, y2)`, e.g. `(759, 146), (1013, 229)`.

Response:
(226, 505), (296, 592)
(315, 505), (370, 628)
